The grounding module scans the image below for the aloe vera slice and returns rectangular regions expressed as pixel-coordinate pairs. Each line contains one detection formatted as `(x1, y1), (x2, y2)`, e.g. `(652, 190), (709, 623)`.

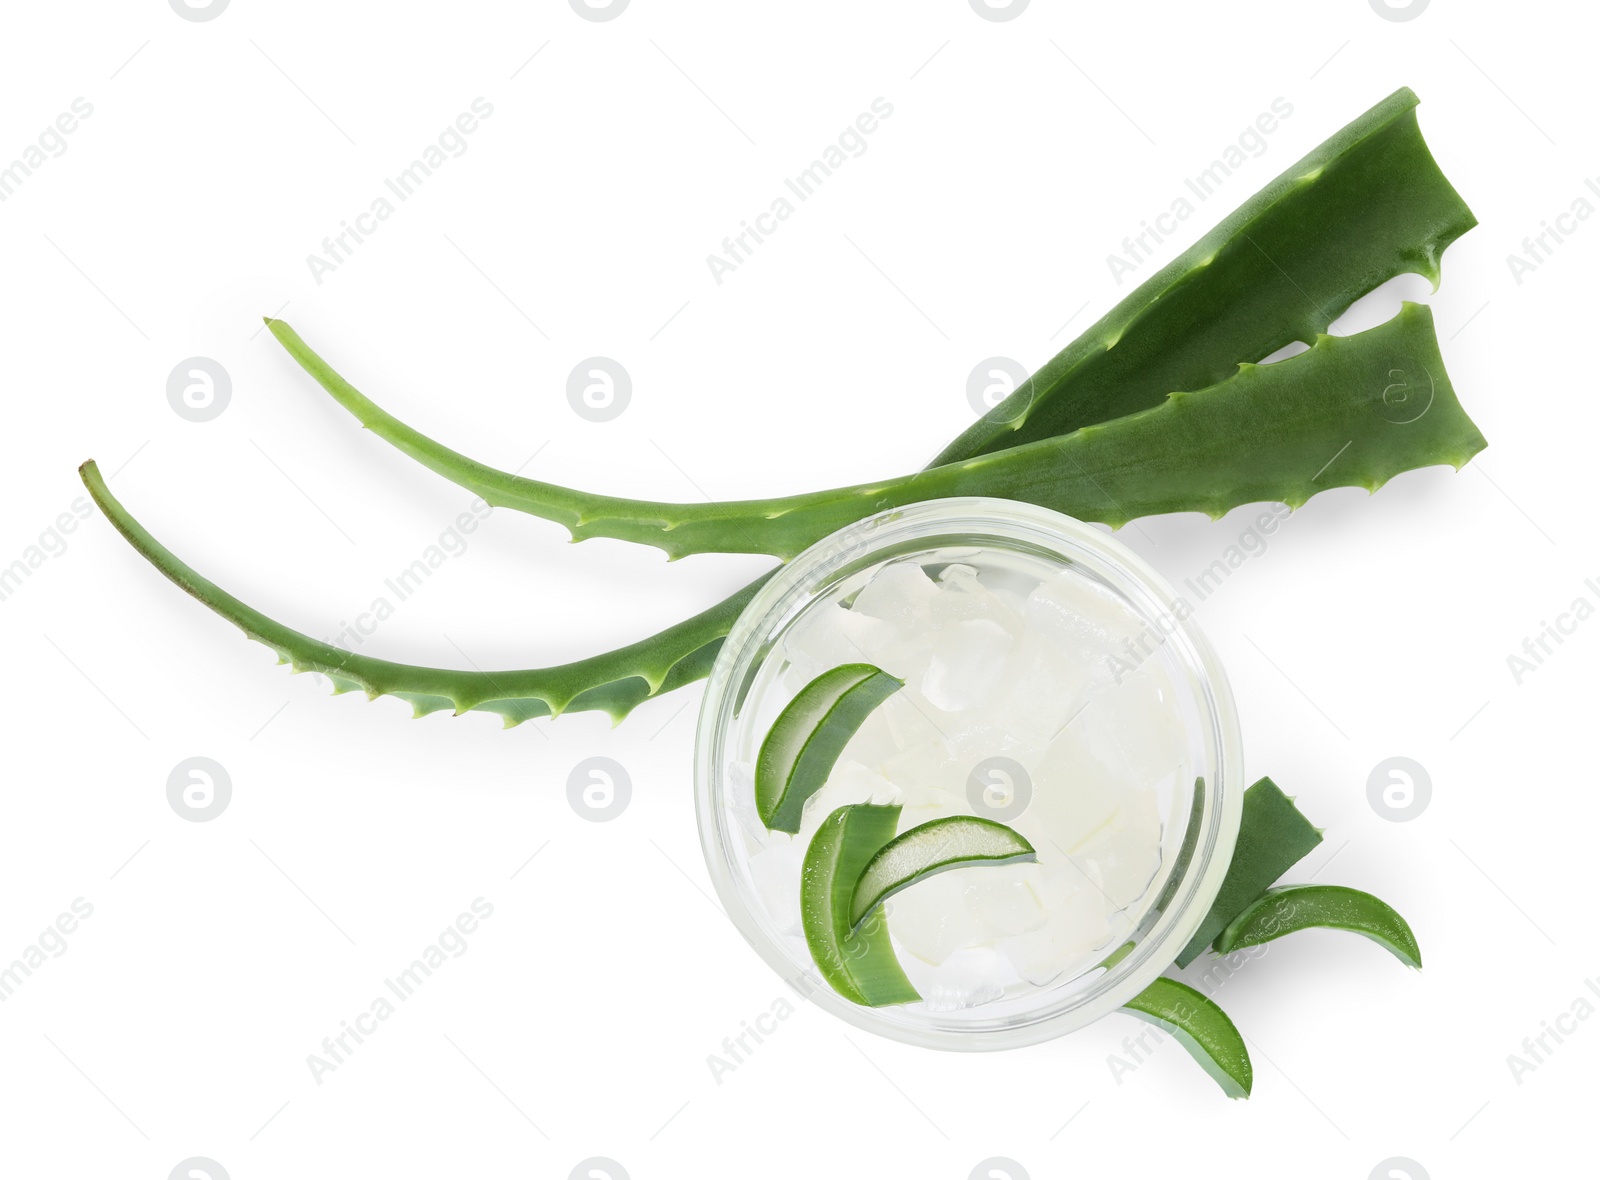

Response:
(756, 664), (902, 833)
(802, 804), (920, 1006)
(1215, 884), (1422, 968)
(1177, 777), (1324, 967)
(267, 303), (1484, 560)
(1122, 977), (1253, 1099)
(849, 817), (1036, 928)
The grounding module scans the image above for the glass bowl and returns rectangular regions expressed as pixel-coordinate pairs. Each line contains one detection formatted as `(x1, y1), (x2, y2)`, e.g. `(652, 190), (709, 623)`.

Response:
(693, 497), (1242, 1051)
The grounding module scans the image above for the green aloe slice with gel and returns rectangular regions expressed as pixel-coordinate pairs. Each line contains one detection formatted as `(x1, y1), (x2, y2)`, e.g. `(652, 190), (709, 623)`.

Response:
(1215, 884), (1423, 968)
(801, 804), (920, 1007)
(1122, 977), (1253, 1099)
(849, 816), (1036, 929)
(1178, 776), (1324, 966)
(756, 664), (903, 833)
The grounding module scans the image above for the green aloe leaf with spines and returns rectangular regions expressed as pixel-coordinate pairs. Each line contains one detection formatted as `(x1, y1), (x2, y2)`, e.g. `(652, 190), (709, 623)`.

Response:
(75, 86), (1452, 1101)
(266, 302), (1482, 561)
(935, 85), (1475, 465)
(84, 89), (1482, 725)
(270, 87), (1473, 508)
(81, 303), (1482, 723)
(80, 457), (769, 725)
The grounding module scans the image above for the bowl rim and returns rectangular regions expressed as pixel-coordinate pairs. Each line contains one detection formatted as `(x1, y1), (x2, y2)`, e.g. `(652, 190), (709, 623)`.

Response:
(693, 496), (1243, 1051)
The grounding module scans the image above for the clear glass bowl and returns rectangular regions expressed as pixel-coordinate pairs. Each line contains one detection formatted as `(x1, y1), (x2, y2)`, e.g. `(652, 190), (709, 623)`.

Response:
(694, 498), (1242, 1051)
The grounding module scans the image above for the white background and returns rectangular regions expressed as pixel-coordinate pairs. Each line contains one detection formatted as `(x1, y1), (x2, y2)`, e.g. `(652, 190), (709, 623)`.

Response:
(0, 0), (1591, 1176)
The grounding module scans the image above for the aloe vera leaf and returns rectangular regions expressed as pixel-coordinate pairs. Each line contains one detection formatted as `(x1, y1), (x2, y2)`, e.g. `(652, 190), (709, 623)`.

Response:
(1214, 884), (1422, 968)
(848, 816), (1035, 928)
(94, 90), (1476, 727)
(801, 804), (920, 1006)
(1121, 977), (1253, 1099)
(276, 302), (1483, 560)
(1176, 777), (1324, 967)
(201, 90), (1475, 723)
(934, 86), (1476, 466)
(271, 88), (1474, 504)
(86, 306), (1482, 723)
(79, 459), (769, 724)
(756, 664), (903, 833)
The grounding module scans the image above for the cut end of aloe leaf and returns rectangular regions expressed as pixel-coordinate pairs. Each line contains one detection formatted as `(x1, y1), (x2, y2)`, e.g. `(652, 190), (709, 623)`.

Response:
(1178, 776), (1324, 967)
(756, 664), (902, 833)
(930, 87), (1477, 469)
(848, 816), (1036, 929)
(1214, 884), (1422, 969)
(1122, 977), (1253, 1099)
